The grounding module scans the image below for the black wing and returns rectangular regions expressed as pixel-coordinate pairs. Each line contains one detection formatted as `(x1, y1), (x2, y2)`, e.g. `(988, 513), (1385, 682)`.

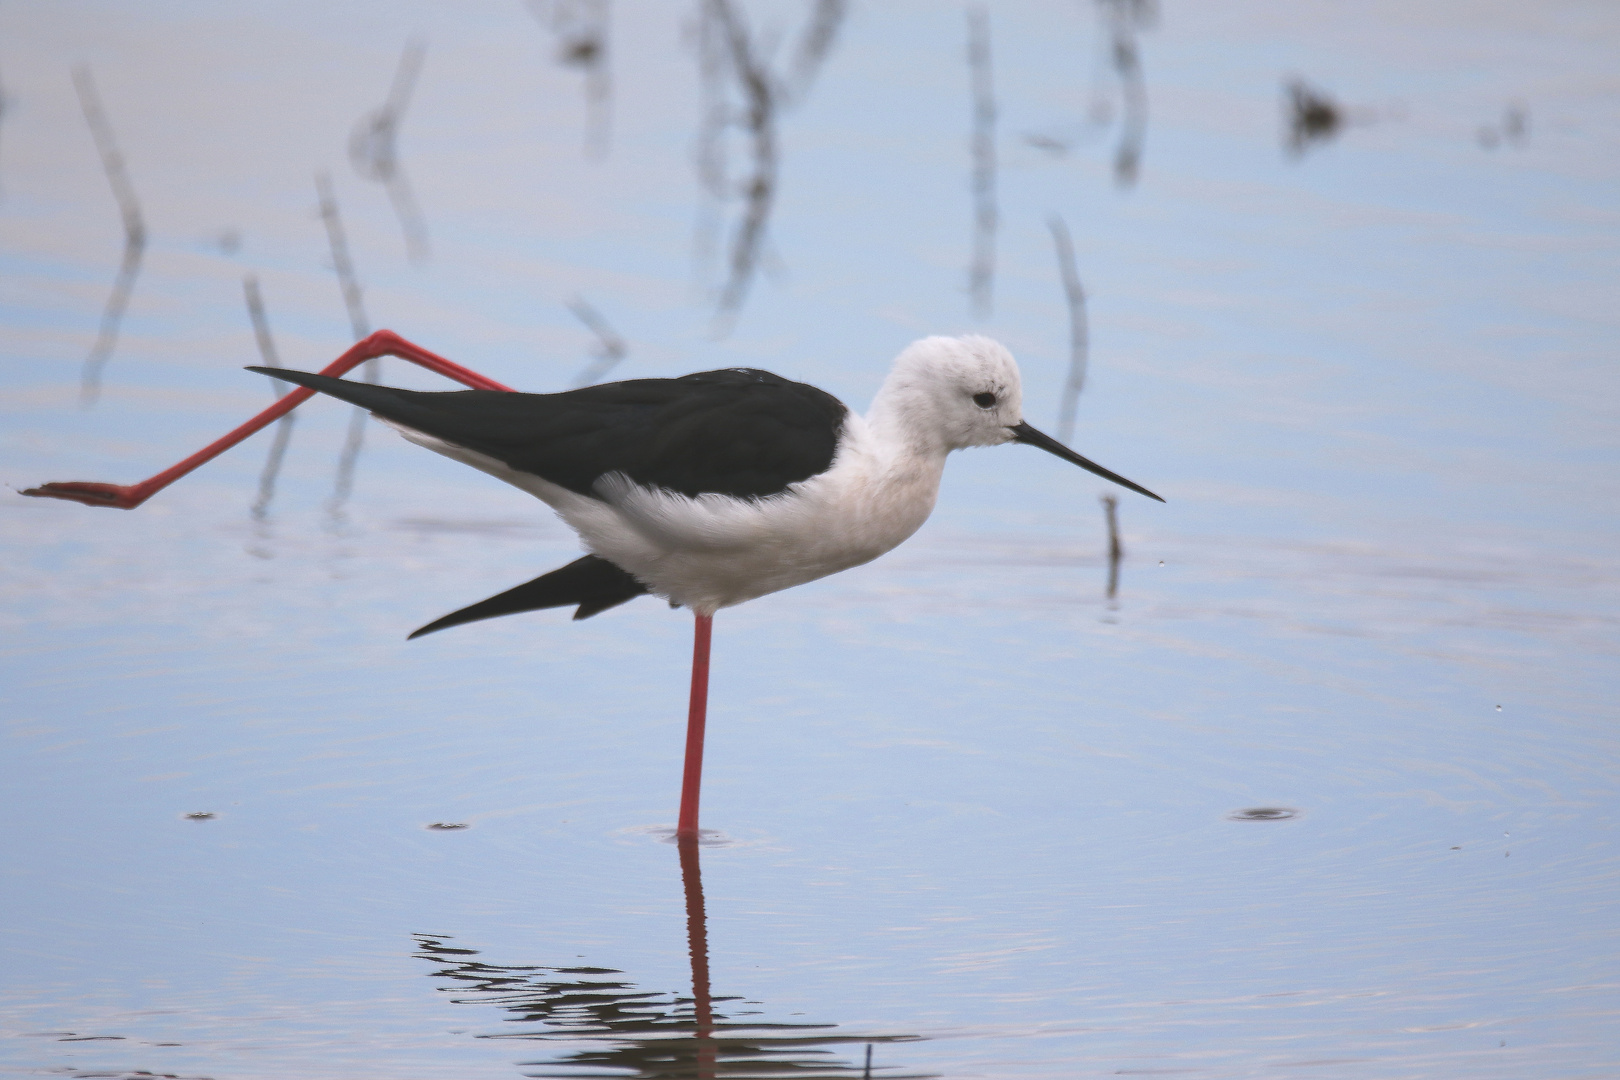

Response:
(248, 366), (848, 500)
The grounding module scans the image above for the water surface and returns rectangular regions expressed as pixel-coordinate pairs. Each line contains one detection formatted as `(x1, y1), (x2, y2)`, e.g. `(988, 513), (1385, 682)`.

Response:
(2, 2), (1617, 1077)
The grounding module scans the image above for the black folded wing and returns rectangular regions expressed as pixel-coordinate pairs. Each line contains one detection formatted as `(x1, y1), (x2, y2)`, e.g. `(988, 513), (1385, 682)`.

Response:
(248, 366), (848, 500)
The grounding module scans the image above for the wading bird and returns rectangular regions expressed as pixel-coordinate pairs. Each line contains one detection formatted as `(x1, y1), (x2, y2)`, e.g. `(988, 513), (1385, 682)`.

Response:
(25, 332), (1161, 839)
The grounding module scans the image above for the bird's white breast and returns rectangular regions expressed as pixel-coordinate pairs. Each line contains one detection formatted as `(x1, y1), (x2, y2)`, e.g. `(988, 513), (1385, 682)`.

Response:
(384, 413), (946, 615)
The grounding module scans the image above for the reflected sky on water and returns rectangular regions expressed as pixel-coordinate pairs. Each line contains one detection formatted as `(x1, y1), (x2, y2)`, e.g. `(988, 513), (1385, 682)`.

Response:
(1, 1), (1617, 1077)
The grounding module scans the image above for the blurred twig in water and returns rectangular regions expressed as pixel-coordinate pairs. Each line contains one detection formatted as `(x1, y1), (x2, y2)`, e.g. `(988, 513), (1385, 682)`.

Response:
(568, 296), (628, 386)
(315, 173), (374, 518)
(966, 5), (997, 319)
(692, 0), (844, 334)
(528, 0), (613, 158)
(349, 41), (430, 262)
(1101, 492), (1121, 600)
(316, 173), (372, 342)
(1048, 215), (1088, 446)
(0, 63), (10, 198)
(700, 0), (776, 329)
(1097, 0), (1153, 187)
(1478, 102), (1529, 150)
(787, 0), (846, 103)
(73, 66), (147, 406)
(1284, 78), (1341, 157)
(243, 275), (297, 520)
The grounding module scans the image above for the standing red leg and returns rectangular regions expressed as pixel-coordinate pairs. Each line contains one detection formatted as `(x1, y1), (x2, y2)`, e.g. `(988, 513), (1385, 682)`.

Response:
(676, 613), (713, 840)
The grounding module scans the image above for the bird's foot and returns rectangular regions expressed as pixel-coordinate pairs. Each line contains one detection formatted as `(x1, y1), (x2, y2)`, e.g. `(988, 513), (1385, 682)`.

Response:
(20, 481), (146, 509)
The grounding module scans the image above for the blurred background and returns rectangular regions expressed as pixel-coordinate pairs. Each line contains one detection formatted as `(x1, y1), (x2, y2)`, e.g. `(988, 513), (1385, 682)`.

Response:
(1, 2), (1616, 1078)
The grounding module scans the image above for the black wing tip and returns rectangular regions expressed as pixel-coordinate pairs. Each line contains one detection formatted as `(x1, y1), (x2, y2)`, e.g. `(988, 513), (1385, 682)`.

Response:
(406, 556), (649, 639)
(409, 595), (633, 638)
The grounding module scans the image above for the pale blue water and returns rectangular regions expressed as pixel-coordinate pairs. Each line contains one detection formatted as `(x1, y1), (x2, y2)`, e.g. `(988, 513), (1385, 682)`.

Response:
(2, 2), (1617, 1077)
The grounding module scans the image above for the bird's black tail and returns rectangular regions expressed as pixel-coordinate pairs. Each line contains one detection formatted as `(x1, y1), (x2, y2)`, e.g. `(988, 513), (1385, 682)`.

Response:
(409, 555), (649, 639)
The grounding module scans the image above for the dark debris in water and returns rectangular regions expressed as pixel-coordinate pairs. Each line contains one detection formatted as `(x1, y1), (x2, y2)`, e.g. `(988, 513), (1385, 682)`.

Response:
(1229, 807), (1299, 821)
(1478, 103), (1529, 149)
(427, 822), (469, 830)
(1285, 78), (1341, 155)
(182, 812), (216, 821)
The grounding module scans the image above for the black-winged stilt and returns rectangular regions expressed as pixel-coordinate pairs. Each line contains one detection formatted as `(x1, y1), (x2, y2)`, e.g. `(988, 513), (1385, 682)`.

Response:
(24, 331), (1161, 840)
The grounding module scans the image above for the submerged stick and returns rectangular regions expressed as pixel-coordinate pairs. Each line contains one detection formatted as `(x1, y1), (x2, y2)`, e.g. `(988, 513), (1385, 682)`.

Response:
(787, 0), (847, 103)
(567, 296), (628, 387)
(705, 0), (778, 328)
(315, 173), (374, 517)
(349, 41), (430, 261)
(1097, 0), (1153, 187)
(528, 0), (614, 158)
(693, 0), (845, 333)
(1101, 492), (1122, 600)
(1048, 215), (1089, 446)
(966, 5), (997, 319)
(243, 275), (297, 519)
(73, 66), (147, 406)
(0, 62), (10, 198)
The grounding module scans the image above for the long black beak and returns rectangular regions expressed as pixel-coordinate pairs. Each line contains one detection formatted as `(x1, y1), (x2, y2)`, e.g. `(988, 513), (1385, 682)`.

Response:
(1010, 423), (1165, 502)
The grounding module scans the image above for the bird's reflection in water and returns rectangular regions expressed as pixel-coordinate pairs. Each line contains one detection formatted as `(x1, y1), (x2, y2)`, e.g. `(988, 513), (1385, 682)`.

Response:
(415, 838), (934, 1079)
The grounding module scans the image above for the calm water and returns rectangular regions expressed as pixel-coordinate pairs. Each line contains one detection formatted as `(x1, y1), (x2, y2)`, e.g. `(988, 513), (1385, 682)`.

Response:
(2, 2), (1617, 1077)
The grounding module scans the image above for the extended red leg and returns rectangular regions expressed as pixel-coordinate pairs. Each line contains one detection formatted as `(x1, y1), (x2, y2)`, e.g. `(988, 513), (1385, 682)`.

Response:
(21, 329), (514, 510)
(676, 613), (714, 841)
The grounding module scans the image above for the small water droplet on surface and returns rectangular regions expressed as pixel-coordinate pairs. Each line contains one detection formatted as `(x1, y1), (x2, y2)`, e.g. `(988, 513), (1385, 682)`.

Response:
(427, 822), (469, 831)
(184, 811), (216, 821)
(1229, 806), (1298, 821)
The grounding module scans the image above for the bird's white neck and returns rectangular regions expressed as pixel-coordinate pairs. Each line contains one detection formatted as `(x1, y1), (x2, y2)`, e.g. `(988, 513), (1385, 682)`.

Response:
(862, 382), (955, 461)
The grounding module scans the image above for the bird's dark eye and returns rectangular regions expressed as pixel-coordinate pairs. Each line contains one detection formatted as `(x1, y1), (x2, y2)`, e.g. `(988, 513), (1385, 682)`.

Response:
(973, 392), (997, 409)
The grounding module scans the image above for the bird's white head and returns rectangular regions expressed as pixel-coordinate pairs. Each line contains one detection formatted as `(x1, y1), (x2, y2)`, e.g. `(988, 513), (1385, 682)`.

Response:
(871, 335), (1025, 453)
(867, 334), (1166, 502)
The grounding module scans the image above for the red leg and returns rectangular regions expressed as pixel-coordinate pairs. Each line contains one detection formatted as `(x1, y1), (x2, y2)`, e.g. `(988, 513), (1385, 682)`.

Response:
(22, 329), (515, 510)
(676, 613), (713, 840)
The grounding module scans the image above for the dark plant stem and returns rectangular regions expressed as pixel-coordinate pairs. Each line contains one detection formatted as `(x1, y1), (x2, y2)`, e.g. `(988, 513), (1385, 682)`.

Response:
(73, 66), (146, 406)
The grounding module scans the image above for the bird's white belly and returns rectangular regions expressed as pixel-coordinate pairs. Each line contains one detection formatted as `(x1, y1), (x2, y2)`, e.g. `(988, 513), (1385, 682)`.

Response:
(386, 418), (943, 615)
(589, 462), (940, 612)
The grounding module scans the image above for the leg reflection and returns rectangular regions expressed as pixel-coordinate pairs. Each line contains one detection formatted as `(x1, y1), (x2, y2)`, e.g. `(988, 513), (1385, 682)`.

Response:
(679, 834), (717, 1079)
(414, 839), (934, 1077)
